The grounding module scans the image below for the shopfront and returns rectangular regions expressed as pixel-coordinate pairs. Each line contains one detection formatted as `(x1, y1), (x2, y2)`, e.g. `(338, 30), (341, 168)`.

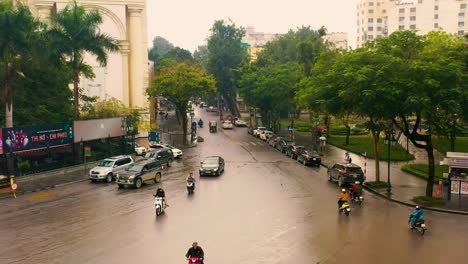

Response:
(441, 152), (468, 195)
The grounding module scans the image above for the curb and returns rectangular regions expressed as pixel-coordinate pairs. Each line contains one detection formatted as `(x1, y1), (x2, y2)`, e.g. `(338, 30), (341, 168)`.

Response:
(319, 163), (468, 216)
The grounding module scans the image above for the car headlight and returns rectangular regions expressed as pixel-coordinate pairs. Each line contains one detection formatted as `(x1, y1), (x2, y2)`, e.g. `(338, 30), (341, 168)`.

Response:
(129, 175), (136, 179)
(214, 168), (218, 171)
(199, 168), (203, 171)
(116, 173), (120, 178)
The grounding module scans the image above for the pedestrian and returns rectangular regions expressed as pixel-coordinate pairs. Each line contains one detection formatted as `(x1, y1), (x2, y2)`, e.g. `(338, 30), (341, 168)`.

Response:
(165, 112), (168, 119)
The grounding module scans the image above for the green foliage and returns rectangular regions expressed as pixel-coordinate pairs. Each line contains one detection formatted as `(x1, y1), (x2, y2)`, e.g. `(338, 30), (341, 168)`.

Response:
(16, 158), (31, 174)
(364, 181), (388, 188)
(148, 36), (174, 62)
(154, 47), (194, 74)
(193, 45), (209, 69)
(432, 137), (468, 154)
(327, 135), (415, 161)
(279, 119), (312, 132)
(401, 164), (449, 183)
(412, 196), (446, 207)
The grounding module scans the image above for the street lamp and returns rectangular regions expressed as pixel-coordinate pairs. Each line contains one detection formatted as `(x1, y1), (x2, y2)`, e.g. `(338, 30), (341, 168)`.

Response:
(249, 107), (254, 128)
(384, 125), (396, 195)
(190, 111), (195, 144)
(289, 109), (296, 142)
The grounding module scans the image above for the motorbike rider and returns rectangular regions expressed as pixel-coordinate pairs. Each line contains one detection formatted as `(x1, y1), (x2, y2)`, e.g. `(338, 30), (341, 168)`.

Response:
(198, 118), (204, 127)
(337, 188), (349, 209)
(187, 172), (196, 188)
(154, 187), (169, 207)
(350, 181), (363, 200)
(409, 206), (425, 227)
(186, 242), (204, 263)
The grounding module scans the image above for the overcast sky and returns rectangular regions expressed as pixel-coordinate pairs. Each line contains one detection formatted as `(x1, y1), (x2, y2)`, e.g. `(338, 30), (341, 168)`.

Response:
(147, 0), (358, 52)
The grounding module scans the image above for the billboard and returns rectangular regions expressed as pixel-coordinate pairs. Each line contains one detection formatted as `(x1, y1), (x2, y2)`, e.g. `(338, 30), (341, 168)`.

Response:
(2, 122), (73, 153)
(0, 129), (3, 154)
(74, 117), (126, 143)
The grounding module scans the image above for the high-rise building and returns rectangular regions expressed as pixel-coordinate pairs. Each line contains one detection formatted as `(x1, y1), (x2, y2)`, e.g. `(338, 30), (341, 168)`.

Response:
(357, 0), (467, 47)
(323, 32), (349, 50)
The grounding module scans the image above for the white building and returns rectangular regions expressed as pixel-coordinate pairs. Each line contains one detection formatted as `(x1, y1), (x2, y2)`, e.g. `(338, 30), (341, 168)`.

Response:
(24, 0), (149, 108)
(323, 32), (349, 50)
(357, 0), (468, 47)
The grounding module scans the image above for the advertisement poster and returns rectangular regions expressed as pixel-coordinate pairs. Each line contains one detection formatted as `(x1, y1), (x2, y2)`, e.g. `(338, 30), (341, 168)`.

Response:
(73, 117), (126, 143)
(2, 122), (73, 153)
(0, 129), (3, 154)
(451, 181), (460, 194)
(461, 181), (468, 195)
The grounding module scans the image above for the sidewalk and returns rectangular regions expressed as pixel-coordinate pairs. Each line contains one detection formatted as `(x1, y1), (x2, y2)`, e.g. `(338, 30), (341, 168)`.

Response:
(281, 129), (468, 213)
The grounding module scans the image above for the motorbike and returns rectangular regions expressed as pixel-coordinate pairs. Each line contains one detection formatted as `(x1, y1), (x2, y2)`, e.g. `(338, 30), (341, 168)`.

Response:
(187, 181), (195, 194)
(409, 219), (427, 236)
(154, 196), (166, 216)
(350, 193), (364, 205)
(198, 121), (204, 128)
(187, 257), (202, 264)
(339, 202), (351, 216)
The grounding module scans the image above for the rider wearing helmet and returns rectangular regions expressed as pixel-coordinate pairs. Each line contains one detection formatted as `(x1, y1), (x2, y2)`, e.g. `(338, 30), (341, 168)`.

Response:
(186, 242), (205, 264)
(409, 206), (425, 227)
(154, 187), (169, 207)
(350, 181), (363, 200)
(338, 188), (349, 208)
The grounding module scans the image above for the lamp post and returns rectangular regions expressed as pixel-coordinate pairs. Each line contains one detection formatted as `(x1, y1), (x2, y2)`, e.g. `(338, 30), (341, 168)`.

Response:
(384, 125), (395, 195)
(289, 109), (295, 142)
(190, 111), (195, 144)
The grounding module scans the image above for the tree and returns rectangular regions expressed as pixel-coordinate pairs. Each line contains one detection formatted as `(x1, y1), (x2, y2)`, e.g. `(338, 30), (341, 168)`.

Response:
(0, 2), (41, 127)
(50, 1), (119, 120)
(148, 36), (174, 62)
(193, 45), (209, 69)
(148, 63), (216, 144)
(207, 20), (248, 117)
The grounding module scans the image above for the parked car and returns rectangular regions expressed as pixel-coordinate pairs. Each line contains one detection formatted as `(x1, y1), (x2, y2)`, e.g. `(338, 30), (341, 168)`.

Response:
(144, 148), (174, 167)
(286, 145), (306, 159)
(276, 139), (294, 153)
(222, 120), (234, 129)
(199, 156), (225, 176)
(134, 143), (147, 155)
(328, 162), (365, 186)
(149, 143), (183, 158)
(253, 127), (267, 137)
(115, 159), (163, 189)
(89, 155), (134, 183)
(234, 119), (247, 127)
(206, 106), (215, 112)
(297, 150), (321, 167)
(269, 136), (284, 147)
(260, 131), (273, 141)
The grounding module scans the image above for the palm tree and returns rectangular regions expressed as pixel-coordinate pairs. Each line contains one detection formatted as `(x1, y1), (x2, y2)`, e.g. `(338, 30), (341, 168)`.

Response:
(49, 1), (119, 120)
(0, 3), (40, 128)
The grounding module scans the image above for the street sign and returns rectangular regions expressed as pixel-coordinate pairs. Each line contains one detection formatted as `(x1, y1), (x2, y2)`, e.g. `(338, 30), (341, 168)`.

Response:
(288, 125), (294, 132)
(148, 131), (160, 142)
(361, 151), (367, 157)
(85, 146), (91, 157)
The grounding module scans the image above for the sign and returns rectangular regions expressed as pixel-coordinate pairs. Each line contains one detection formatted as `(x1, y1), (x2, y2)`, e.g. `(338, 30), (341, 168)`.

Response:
(449, 158), (468, 167)
(0, 129), (3, 155)
(451, 180), (460, 193)
(11, 183), (17, 190)
(74, 117), (126, 143)
(2, 122), (73, 153)
(85, 146), (91, 157)
(361, 151), (367, 157)
(461, 181), (468, 195)
(148, 132), (160, 142)
(288, 125), (294, 132)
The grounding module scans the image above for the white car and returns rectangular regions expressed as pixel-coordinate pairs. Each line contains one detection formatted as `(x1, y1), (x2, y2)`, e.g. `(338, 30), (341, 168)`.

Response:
(149, 143), (183, 158)
(253, 127), (267, 137)
(260, 131), (273, 141)
(234, 119), (247, 127)
(134, 143), (147, 155)
(222, 120), (234, 129)
(89, 156), (134, 183)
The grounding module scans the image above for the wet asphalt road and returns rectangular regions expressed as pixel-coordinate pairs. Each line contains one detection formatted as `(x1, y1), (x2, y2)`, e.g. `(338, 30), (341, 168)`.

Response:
(1, 108), (468, 264)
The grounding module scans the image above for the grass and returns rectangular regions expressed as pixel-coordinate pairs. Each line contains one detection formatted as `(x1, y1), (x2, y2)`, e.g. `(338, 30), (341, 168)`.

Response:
(279, 117), (368, 134)
(401, 164), (449, 183)
(412, 196), (446, 207)
(327, 135), (415, 161)
(432, 137), (468, 154)
(365, 181), (388, 188)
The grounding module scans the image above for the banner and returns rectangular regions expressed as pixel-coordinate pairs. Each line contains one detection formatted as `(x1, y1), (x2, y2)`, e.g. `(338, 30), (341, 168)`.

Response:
(0, 129), (3, 154)
(2, 122), (73, 153)
(74, 117), (126, 143)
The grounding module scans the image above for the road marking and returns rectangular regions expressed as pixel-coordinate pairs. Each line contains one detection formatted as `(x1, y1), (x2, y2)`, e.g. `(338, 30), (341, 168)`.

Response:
(250, 142), (257, 146)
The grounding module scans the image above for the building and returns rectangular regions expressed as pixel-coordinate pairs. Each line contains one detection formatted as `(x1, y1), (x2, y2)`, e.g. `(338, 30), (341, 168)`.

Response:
(356, 0), (468, 47)
(24, 0), (149, 108)
(323, 32), (349, 50)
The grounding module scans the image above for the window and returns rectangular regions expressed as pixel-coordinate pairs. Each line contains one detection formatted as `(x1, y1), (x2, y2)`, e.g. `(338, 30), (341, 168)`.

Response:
(418, 0), (423, 3)
(368, 26), (374, 31)
(410, 25), (416, 30)
(410, 7), (416, 12)
(377, 26), (382, 31)
(434, 14), (439, 19)
(435, 6), (438, 11)
(357, 36), (359, 42)
(382, 9), (387, 14)
(377, 35), (382, 39)
(369, 9), (374, 14)
(368, 35), (374, 40)
(369, 2), (374, 6)
(458, 30), (465, 36)
(377, 2), (380, 6)
(368, 18), (374, 23)
(399, 8), (405, 13)
(461, 4), (466, 9)
(410, 16), (416, 21)
(377, 18), (383, 23)
(399, 25), (405, 30)
(399, 17), (405, 21)
(459, 22), (465, 27)
(434, 23), (439, 28)
(459, 13), (465, 18)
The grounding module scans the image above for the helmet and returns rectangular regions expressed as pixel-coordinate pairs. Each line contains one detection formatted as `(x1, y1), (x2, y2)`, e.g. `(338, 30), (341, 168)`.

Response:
(415, 206), (420, 209)
(341, 189), (346, 193)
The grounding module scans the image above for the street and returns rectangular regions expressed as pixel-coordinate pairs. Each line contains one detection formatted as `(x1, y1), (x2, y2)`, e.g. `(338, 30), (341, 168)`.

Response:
(1, 108), (468, 264)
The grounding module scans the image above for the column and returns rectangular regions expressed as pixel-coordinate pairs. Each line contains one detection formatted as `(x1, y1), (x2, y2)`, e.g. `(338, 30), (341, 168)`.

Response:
(35, 1), (55, 24)
(127, 5), (144, 108)
(119, 41), (130, 106)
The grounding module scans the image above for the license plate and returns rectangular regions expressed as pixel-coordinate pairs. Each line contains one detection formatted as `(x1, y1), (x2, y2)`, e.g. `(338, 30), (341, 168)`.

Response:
(313, 158), (316, 160)
(421, 224), (426, 227)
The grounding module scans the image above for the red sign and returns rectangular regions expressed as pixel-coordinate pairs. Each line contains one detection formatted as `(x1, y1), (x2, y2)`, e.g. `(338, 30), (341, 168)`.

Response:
(0, 129), (3, 155)
(85, 146), (91, 157)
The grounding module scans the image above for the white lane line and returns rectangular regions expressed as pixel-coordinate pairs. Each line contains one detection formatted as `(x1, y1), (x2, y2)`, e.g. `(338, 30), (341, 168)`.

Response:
(250, 142), (257, 146)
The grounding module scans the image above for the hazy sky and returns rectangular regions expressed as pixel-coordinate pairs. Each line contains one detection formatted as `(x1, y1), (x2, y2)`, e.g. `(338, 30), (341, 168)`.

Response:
(147, 0), (358, 52)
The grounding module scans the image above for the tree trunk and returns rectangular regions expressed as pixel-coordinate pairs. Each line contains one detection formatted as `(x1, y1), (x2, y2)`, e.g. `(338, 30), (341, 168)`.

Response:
(73, 72), (80, 120)
(345, 124), (351, 145)
(324, 115), (331, 137)
(372, 130), (381, 182)
(450, 121), (456, 152)
(179, 106), (188, 145)
(5, 102), (13, 128)
(425, 137), (435, 197)
(221, 90), (240, 117)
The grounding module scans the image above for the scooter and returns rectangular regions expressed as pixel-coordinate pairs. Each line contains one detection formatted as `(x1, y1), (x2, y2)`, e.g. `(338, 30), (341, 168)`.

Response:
(350, 193), (364, 206)
(409, 219), (427, 236)
(187, 257), (202, 264)
(339, 202), (351, 216)
(154, 196), (166, 216)
(187, 181), (195, 194)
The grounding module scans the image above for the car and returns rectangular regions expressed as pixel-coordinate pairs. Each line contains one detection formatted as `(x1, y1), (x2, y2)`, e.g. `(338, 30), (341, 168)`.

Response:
(149, 143), (183, 158)
(222, 120), (234, 129)
(134, 143), (147, 155)
(206, 106), (215, 112)
(144, 148), (174, 167)
(269, 136), (284, 147)
(286, 145), (306, 159)
(253, 127), (267, 137)
(276, 139), (294, 153)
(297, 150), (321, 167)
(234, 119), (247, 127)
(89, 155), (134, 183)
(260, 131), (273, 141)
(328, 162), (365, 186)
(199, 156), (225, 176)
(115, 159), (163, 189)
(199, 102), (205, 108)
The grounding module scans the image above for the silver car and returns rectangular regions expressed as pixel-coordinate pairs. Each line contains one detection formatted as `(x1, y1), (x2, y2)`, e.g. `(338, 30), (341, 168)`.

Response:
(89, 155), (134, 183)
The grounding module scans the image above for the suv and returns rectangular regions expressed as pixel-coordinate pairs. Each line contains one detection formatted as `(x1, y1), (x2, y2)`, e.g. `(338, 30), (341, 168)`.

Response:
(276, 139), (294, 153)
(89, 155), (134, 183)
(286, 145), (306, 159)
(116, 159), (163, 189)
(328, 162), (365, 186)
(144, 148), (174, 167)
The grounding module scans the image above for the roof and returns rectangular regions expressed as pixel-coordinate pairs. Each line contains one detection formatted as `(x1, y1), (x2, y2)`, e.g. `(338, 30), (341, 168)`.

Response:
(106, 155), (131, 160)
(337, 162), (361, 168)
